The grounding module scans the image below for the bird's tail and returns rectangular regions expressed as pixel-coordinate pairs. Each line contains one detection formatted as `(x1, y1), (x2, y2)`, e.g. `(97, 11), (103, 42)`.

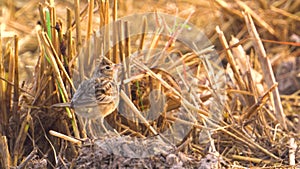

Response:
(51, 102), (71, 108)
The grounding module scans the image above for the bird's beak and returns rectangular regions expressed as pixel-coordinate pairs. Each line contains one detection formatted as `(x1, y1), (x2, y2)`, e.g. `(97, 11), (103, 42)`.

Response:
(113, 63), (122, 70)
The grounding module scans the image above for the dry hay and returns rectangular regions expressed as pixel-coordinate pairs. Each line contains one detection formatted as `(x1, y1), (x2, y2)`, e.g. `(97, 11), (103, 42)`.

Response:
(0, 0), (299, 168)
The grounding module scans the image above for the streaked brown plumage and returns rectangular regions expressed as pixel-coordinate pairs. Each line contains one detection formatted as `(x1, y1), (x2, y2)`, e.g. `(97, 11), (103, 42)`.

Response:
(53, 56), (119, 134)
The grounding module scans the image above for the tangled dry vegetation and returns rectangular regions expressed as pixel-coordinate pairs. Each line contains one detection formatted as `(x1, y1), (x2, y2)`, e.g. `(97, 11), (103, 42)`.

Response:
(0, 0), (299, 168)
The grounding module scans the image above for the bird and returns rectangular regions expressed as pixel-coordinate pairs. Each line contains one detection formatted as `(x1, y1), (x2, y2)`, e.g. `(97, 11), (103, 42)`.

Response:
(53, 56), (119, 136)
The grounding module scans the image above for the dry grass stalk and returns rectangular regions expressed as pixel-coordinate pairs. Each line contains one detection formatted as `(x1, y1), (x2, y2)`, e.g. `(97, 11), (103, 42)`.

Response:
(132, 59), (209, 117)
(1, 0), (299, 167)
(216, 26), (246, 92)
(235, 0), (276, 36)
(50, 6), (58, 53)
(270, 6), (300, 22)
(289, 137), (296, 165)
(120, 90), (159, 136)
(66, 8), (73, 65)
(40, 31), (80, 137)
(219, 122), (281, 160)
(6, 44), (13, 96)
(112, 3), (118, 63)
(145, 27), (163, 62)
(39, 32), (67, 102)
(81, 0), (94, 80)
(215, 0), (243, 18)
(86, 0), (94, 42)
(0, 33), (8, 132)
(16, 148), (37, 169)
(123, 21), (132, 97)
(74, 0), (81, 52)
(0, 136), (11, 168)
(117, 20), (124, 64)
(241, 83), (277, 121)
(116, 122), (146, 138)
(49, 130), (81, 145)
(12, 114), (31, 166)
(138, 17), (147, 53)
(103, 0), (110, 59)
(38, 4), (47, 32)
(244, 12), (287, 130)
(155, 11), (194, 67)
(231, 154), (271, 164)
(12, 35), (20, 134)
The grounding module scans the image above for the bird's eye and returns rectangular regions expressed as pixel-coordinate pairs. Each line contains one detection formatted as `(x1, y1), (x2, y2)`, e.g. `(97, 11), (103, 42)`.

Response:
(105, 65), (111, 70)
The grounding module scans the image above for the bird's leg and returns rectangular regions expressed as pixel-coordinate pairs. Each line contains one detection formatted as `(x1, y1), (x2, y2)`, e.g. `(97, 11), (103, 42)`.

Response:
(87, 119), (97, 139)
(100, 117), (109, 134)
(83, 118), (88, 138)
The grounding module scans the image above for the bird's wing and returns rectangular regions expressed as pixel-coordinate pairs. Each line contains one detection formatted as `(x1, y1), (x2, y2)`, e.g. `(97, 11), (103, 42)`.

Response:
(71, 76), (118, 107)
(94, 77), (117, 104)
(71, 79), (98, 107)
